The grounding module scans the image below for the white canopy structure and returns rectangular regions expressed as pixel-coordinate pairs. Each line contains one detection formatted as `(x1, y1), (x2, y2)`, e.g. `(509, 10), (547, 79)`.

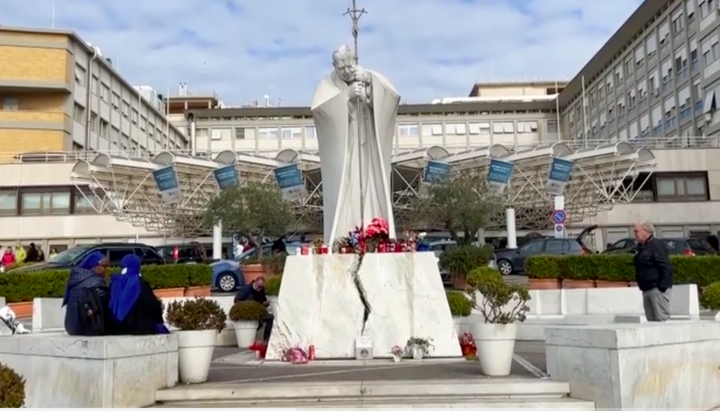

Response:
(70, 141), (656, 235)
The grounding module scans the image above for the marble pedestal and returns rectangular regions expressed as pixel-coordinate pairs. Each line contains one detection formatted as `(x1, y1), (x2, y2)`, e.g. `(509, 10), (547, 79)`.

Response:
(0, 334), (178, 407)
(545, 322), (720, 409)
(266, 252), (461, 360)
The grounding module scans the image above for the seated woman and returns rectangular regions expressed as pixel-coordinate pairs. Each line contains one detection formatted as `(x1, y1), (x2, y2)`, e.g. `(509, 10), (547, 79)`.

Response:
(63, 252), (113, 336)
(109, 254), (168, 335)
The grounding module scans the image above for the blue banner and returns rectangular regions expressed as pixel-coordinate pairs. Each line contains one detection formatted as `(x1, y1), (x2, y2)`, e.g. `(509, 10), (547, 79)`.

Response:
(423, 160), (451, 183)
(152, 165), (182, 204)
(214, 165), (239, 190)
(274, 164), (306, 200)
(487, 159), (514, 190)
(545, 158), (575, 195)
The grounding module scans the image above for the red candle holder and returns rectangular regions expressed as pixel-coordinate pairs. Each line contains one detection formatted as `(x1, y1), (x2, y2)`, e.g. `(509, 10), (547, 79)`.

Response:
(300, 245), (310, 255)
(319, 244), (329, 254)
(378, 243), (387, 253)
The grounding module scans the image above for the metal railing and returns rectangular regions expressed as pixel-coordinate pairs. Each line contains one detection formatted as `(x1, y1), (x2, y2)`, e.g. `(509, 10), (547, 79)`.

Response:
(0, 136), (716, 164)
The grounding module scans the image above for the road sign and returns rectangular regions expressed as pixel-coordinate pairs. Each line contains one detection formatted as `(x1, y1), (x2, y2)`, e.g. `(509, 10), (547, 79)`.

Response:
(551, 210), (566, 224)
(554, 224), (566, 239)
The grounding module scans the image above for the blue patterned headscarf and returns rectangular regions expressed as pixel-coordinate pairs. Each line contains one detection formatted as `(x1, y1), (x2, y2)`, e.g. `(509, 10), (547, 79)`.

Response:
(109, 254), (142, 322)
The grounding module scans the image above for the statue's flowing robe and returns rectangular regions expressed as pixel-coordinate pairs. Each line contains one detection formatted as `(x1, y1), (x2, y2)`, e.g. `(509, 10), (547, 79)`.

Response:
(311, 70), (400, 245)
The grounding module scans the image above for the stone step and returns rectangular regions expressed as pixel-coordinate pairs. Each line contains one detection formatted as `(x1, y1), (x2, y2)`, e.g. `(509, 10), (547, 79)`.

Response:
(156, 378), (572, 404)
(154, 397), (594, 408)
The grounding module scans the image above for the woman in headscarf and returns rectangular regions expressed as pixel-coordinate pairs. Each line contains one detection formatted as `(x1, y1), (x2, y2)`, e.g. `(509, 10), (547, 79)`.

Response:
(62, 251), (111, 336)
(109, 254), (168, 335)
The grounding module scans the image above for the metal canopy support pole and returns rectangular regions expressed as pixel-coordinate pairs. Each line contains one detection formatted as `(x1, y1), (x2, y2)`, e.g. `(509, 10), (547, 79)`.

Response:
(506, 208), (517, 249)
(213, 222), (222, 260)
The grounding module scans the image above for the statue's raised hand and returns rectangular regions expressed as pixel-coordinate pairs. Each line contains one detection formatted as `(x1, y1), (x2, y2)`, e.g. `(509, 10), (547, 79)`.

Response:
(352, 66), (371, 83)
(352, 81), (366, 98)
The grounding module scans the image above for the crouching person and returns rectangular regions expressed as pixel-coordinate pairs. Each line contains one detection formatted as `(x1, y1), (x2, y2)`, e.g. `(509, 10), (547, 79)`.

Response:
(62, 252), (115, 336)
(234, 277), (273, 343)
(109, 254), (169, 335)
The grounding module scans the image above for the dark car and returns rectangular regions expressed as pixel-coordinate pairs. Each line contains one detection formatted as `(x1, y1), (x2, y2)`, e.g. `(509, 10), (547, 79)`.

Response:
(7, 243), (165, 274)
(603, 237), (717, 256)
(156, 242), (208, 264)
(494, 225), (597, 275)
(211, 241), (301, 292)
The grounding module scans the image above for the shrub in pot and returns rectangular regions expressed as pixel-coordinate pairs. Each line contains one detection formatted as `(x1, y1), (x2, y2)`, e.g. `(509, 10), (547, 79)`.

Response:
(0, 362), (25, 408)
(701, 281), (720, 321)
(229, 301), (268, 348)
(439, 244), (494, 286)
(467, 268), (530, 377)
(446, 290), (472, 335)
(166, 297), (227, 384)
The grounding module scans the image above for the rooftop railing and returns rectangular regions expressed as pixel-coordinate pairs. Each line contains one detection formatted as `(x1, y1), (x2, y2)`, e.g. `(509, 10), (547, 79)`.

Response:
(0, 136), (716, 164)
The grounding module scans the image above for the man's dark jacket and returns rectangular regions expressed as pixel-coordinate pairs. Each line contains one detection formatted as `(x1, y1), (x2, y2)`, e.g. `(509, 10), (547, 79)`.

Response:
(234, 284), (266, 305)
(633, 236), (673, 292)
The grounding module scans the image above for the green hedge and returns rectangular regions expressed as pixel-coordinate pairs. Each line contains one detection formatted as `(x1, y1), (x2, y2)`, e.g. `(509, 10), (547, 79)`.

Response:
(0, 264), (212, 303)
(526, 255), (720, 286)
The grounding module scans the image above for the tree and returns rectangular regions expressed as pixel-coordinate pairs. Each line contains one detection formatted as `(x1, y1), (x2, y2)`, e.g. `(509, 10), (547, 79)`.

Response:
(203, 182), (294, 257)
(413, 173), (502, 245)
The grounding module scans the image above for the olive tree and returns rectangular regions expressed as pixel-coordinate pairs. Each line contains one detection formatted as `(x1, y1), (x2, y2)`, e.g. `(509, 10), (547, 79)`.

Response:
(203, 182), (294, 257)
(413, 173), (502, 245)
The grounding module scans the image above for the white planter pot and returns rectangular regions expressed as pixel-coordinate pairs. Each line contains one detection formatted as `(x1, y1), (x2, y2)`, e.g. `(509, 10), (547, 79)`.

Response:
(412, 346), (424, 360)
(472, 322), (518, 377)
(175, 329), (218, 384)
(233, 320), (259, 348)
(392, 355), (402, 363)
(267, 296), (278, 315)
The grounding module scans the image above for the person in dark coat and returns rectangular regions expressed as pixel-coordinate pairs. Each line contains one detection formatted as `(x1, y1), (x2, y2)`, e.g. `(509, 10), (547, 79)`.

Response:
(271, 236), (287, 254)
(62, 251), (112, 335)
(109, 254), (168, 335)
(234, 277), (273, 342)
(633, 221), (673, 321)
(25, 243), (39, 262)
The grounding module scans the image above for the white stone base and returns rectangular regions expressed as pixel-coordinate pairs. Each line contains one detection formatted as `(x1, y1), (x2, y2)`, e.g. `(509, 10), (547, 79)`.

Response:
(266, 253), (461, 360)
(545, 322), (720, 409)
(0, 334), (178, 407)
(33, 298), (65, 333)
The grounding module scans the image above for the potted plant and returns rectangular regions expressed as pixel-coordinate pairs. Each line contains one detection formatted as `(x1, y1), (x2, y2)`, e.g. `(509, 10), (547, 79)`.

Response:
(229, 301), (267, 348)
(405, 337), (433, 360)
(446, 290), (472, 335)
(265, 276), (281, 313)
(468, 268), (530, 377)
(439, 244), (495, 289)
(525, 256), (562, 289)
(562, 256), (597, 288)
(166, 297), (227, 384)
(700, 281), (720, 321)
(390, 345), (404, 362)
(0, 362), (25, 408)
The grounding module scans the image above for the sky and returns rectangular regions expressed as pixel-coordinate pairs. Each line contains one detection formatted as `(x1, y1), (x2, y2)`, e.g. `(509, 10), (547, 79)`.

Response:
(1, 0), (643, 106)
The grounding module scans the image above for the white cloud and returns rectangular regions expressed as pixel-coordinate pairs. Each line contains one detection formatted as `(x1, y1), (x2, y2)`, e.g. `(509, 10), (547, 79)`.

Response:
(0, 0), (642, 105)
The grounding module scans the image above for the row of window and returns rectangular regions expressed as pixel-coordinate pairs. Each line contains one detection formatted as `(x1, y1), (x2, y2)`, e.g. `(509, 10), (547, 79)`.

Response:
(0, 187), (97, 217)
(567, 0), (709, 137)
(195, 120), (557, 141)
(631, 172), (710, 202)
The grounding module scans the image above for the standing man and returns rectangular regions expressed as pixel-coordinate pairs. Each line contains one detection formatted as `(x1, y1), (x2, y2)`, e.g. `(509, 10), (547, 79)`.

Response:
(633, 221), (673, 321)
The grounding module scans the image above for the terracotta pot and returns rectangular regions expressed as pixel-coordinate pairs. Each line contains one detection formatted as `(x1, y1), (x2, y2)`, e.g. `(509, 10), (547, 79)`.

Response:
(595, 280), (627, 288)
(153, 288), (186, 298)
(452, 274), (468, 290)
(184, 286), (211, 297)
(243, 263), (267, 284)
(9, 301), (32, 318)
(562, 279), (596, 289)
(628, 281), (638, 288)
(528, 278), (561, 290)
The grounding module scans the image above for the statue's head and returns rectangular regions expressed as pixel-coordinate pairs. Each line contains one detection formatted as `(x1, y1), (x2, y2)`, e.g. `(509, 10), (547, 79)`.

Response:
(332, 45), (356, 83)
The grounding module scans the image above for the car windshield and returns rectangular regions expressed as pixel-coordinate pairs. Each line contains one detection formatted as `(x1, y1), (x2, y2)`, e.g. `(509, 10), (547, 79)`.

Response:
(48, 246), (91, 265)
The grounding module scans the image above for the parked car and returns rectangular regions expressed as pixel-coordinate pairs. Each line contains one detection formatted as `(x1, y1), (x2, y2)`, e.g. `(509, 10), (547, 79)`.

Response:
(156, 242), (208, 264)
(7, 243), (165, 274)
(603, 237), (717, 256)
(493, 225), (597, 275)
(211, 241), (301, 292)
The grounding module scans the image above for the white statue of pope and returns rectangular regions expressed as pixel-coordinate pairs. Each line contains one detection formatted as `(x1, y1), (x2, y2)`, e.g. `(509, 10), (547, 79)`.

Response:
(311, 45), (400, 244)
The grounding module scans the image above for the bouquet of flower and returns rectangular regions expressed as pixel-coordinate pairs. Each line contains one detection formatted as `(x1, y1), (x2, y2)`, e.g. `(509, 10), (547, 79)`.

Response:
(459, 332), (477, 359)
(391, 344), (404, 357)
(364, 218), (389, 252)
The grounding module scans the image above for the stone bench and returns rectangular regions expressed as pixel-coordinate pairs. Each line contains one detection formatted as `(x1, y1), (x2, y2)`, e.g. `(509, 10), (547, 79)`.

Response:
(544, 321), (720, 409)
(0, 333), (178, 407)
(29, 296), (241, 346)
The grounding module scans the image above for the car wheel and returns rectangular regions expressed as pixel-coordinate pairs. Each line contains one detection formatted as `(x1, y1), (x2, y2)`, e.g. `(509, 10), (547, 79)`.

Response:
(217, 273), (237, 292)
(497, 260), (513, 276)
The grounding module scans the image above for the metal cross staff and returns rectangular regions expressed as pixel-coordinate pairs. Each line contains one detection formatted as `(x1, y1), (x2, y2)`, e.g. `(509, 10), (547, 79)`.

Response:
(343, 0), (367, 228)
